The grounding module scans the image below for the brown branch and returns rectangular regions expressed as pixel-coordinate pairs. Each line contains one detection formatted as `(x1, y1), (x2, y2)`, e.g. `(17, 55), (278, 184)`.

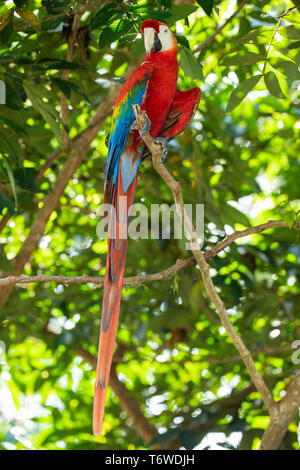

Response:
(259, 371), (300, 450)
(155, 344), (293, 366)
(0, 211), (10, 234)
(60, 12), (84, 149)
(36, 148), (67, 182)
(0, 58), (144, 313)
(133, 104), (300, 449)
(0, 219), (295, 289)
(14, 1), (98, 32)
(133, 103), (275, 416)
(0, 259), (190, 288)
(0, 95), (116, 312)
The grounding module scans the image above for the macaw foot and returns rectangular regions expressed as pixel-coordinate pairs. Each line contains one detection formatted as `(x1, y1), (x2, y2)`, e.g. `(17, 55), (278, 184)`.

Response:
(139, 116), (151, 137)
(153, 137), (169, 162)
(130, 116), (151, 137)
(129, 120), (138, 133)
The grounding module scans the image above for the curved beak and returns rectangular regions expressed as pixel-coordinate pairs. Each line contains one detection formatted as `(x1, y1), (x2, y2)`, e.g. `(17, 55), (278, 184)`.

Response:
(151, 32), (162, 53)
(144, 28), (162, 56)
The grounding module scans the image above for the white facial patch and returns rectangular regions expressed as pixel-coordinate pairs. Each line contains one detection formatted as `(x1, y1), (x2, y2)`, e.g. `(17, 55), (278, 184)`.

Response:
(144, 27), (155, 55)
(158, 24), (173, 52)
(143, 25), (173, 54)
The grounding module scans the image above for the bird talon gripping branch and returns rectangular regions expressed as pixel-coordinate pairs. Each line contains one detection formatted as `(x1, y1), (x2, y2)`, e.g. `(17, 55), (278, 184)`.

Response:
(153, 136), (169, 161)
(129, 119), (138, 132)
(93, 19), (201, 436)
(139, 115), (152, 137)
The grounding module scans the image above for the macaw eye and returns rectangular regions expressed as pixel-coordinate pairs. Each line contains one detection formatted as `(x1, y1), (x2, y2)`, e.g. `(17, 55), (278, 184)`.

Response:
(164, 29), (168, 33)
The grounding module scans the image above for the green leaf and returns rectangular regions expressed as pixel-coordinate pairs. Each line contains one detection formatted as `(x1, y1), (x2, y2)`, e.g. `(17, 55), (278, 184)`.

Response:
(222, 51), (265, 66)
(229, 280), (242, 304)
(196, 0), (214, 17)
(168, 4), (198, 23)
(221, 203), (250, 227)
(130, 38), (144, 61)
(23, 79), (63, 145)
(90, 3), (119, 31)
(0, 8), (14, 44)
(233, 27), (273, 44)
(0, 252), (13, 271)
(283, 11), (300, 24)
(0, 129), (21, 158)
(226, 74), (263, 112)
(50, 77), (89, 101)
(283, 209), (296, 228)
(1, 154), (17, 208)
(15, 6), (40, 28)
(43, 60), (84, 70)
(14, 168), (41, 193)
(4, 81), (24, 111)
(99, 19), (133, 48)
(180, 47), (203, 80)
(14, 0), (28, 7)
(0, 115), (28, 136)
(174, 34), (190, 49)
(157, 0), (172, 8)
(269, 58), (300, 81)
(0, 191), (16, 215)
(138, 11), (171, 23)
(41, 0), (65, 15)
(264, 71), (285, 98)
(279, 25), (300, 40)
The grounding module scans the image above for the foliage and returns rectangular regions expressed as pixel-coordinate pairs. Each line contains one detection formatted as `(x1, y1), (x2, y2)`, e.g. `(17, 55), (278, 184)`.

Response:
(0, 0), (299, 451)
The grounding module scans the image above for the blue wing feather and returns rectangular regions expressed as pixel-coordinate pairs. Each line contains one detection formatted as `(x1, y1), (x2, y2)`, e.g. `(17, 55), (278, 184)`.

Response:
(104, 63), (153, 201)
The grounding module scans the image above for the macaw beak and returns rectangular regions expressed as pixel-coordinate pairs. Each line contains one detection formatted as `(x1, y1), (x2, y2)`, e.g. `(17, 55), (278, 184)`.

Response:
(144, 28), (162, 56)
(151, 32), (162, 53)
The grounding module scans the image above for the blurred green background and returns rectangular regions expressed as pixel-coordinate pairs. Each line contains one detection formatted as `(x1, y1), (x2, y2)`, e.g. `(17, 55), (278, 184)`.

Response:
(0, 0), (299, 450)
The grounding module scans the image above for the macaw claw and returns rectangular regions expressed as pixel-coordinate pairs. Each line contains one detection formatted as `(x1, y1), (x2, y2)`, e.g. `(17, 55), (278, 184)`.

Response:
(130, 120), (138, 132)
(139, 116), (151, 137)
(153, 137), (169, 162)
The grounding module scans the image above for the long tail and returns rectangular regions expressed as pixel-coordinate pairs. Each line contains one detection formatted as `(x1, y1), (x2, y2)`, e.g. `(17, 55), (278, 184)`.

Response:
(93, 162), (138, 436)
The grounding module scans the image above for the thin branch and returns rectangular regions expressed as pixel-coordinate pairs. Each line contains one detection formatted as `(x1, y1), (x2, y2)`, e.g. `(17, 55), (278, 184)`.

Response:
(157, 344), (293, 365)
(0, 212), (10, 234)
(0, 57), (143, 314)
(132, 104), (275, 416)
(36, 148), (67, 181)
(193, 0), (249, 53)
(60, 12), (84, 149)
(0, 217), (294, 288)
(259, 370), (300, 450)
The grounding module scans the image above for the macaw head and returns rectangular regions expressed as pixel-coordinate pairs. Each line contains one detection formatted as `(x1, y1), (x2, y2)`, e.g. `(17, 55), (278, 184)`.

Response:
(141, 20), (177, 57)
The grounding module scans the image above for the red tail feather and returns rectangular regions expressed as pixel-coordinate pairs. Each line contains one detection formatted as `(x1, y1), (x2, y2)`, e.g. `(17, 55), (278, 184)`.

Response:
(93, 166), (138, 436)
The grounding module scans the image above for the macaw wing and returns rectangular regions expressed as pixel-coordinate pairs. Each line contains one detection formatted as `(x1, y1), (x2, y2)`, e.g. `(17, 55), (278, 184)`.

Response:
(160, 87), (201, 139)
(105, 62), (153, 202)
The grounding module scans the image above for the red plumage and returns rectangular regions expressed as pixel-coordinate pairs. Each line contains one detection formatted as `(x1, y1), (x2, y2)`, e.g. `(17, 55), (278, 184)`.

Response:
(93, 20), (201, 435)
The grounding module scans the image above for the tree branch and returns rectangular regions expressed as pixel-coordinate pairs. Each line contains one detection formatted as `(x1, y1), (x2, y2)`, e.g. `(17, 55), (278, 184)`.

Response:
(0, 219), (294, 288)
(259, 370), (300, 450)
(0, 58), (143, 313)
(132, 104), (275, 416)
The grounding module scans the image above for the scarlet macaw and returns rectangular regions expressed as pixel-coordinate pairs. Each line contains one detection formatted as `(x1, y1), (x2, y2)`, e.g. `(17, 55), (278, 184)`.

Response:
(93, 19), (201, 435)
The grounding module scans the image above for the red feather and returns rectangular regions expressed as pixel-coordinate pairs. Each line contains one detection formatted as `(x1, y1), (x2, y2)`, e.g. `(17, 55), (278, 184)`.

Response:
(93, 166), (138, 436)
(93, 21), (200, 436)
